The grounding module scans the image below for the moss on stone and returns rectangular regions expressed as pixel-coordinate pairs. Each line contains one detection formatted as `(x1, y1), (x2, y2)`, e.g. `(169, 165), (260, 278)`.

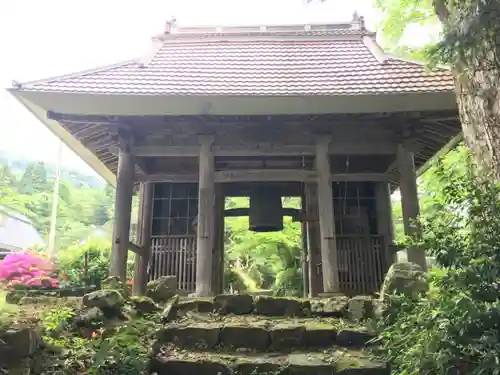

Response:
(158, 323), (221, 349)
(176, 297), (216, 314)
(233, 360), (284, 375)
(310, 295), (350, 317)
(334, 350), (389, 374)
(215, 294), (254, 315)
(129, 296), (160, 315)
(82, 289), (124, 310)
(147, 276), (177, 302)
(347, 296), (375, 321)
(151, 356), (232, 375)
(254, 296), (306, 317)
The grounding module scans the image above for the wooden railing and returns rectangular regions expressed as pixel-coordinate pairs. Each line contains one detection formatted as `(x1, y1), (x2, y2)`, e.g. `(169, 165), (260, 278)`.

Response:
(337, 235), (388, 295)
(150, 235), (196, 292)
(150, 234), (388, 295)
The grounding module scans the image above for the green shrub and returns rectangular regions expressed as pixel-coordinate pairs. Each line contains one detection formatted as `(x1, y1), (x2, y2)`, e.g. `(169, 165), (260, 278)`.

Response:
(58, 240), (111, 287)
(58, 240), (135, 287)
(375, 154), (500, 375)
(273, 267), (303, 297)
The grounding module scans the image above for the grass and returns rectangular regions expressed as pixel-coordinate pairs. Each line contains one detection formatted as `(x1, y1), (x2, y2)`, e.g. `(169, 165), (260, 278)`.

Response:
(0, 289), (59, 328)
(0, 289), (19, 328)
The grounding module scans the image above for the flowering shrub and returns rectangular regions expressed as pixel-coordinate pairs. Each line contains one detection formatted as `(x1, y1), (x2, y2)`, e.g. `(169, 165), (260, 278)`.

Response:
(0, 251), (59, 288)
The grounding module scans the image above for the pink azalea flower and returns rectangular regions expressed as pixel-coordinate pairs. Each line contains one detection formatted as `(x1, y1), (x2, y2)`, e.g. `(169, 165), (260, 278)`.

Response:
(0, 251), (59, 289)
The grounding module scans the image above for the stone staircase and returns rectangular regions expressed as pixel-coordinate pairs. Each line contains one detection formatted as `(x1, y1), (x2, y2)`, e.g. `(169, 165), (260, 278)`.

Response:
(150, 294), (388, 375)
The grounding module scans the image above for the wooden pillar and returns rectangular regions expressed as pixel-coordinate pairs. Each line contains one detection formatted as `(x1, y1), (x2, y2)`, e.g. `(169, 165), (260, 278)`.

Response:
(132, 182), (154, 296)
(375, 182), (395, 269)
(301, 210), (310, 298)
(195, 135), (215, 296)
(211, 185), (225, 295)
(304, 183), (322, 297)
(316, 139), (340, 293)
(397, 144), (427, 270)
(110, 135), (135, 280)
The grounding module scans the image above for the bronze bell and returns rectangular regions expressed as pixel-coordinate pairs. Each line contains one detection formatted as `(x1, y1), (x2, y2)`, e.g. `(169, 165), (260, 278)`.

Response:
(248, 190), (283, 232)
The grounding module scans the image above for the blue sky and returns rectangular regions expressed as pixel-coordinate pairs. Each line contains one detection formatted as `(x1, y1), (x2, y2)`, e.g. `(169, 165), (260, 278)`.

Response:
(0, 0), (411, 176)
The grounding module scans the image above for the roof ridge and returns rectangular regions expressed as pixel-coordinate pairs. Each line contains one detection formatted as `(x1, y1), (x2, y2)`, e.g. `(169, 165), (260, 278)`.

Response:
(154, 32), (372, 44)
(152, 20), (374, 42)
(0, 206), (31, 224)
(139, 38), (164, 68)
(385, 53), (451, 70)
(168, 21), (359, 32)
(386, 53), (427, 66)
(11, 60), (138, 89)
(362, 35), (388, 64)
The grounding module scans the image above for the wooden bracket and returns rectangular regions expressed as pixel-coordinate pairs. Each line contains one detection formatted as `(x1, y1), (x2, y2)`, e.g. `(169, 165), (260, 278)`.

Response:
(128, 242), (144, 256)
(197, 134), (215, 147)
(117, 128), (135, 153)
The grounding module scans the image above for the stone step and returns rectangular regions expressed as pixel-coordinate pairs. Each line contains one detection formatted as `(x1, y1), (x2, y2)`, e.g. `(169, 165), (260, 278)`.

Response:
(150, 348), (388, 375)
(174, 294), (375, 320)
(156, 318), (374, 351)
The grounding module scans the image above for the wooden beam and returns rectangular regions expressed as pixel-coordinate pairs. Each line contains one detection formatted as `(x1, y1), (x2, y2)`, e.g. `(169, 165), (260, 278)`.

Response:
(417, 133), (463, 176)
(331, 173), (391, 182)
(47, 111), (121, 125)
(131, 141), (398, 157)
(140, 173), (199, 183)
(140, 171), (392, 183)
(215, 169), (316, 182)
(128, 241), (144, 256)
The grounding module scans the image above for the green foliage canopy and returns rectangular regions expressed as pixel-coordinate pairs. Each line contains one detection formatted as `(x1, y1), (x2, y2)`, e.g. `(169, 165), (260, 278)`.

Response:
(374, 0), (500, 70)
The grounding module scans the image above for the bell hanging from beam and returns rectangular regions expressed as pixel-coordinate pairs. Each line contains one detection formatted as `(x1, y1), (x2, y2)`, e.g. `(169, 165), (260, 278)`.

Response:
(248, 190), (284, 232)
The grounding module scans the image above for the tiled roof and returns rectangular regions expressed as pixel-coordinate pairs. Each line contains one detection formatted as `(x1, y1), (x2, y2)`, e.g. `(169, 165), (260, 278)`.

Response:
(17, 23), (454, 96)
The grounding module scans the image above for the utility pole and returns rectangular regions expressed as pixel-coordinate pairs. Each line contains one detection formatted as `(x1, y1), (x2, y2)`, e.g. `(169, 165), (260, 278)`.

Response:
(47, 140), (63, 257)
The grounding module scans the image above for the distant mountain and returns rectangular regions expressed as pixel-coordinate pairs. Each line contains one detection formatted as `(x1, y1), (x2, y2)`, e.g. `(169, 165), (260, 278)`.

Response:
(0, 150), (105, 189)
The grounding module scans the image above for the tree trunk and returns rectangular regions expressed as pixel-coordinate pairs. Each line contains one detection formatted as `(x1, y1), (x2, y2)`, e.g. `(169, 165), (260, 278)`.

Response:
(454, 66), (500, 178)
(433, 0), (500, 178)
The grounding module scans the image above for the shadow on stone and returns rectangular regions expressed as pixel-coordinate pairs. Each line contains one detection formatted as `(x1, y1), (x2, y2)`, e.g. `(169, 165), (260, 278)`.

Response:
(151, 357), (231, 375)
(269, 324), (305, 350)
(219, 325), (270, 350)
(158, 324), (220, 349)
(336, 330), (375, 348)
(254, 296), (308, 316)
